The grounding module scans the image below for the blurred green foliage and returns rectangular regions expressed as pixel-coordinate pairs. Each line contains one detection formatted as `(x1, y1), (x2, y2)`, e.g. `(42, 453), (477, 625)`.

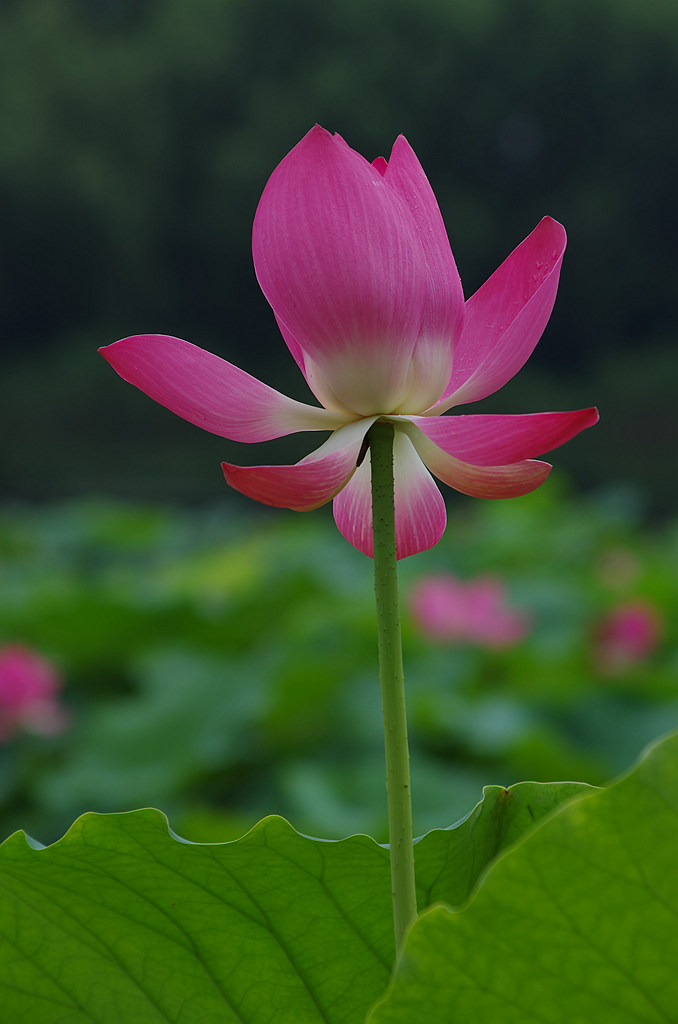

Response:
(1, 487), (676, 845)
(1, 0), (677, 503)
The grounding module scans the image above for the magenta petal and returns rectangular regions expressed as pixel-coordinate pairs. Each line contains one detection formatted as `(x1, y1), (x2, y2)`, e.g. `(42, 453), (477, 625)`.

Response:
(430, 454), (552, 498)
(222, 418), (376, 511)
(273, 315), (358, 416)
(99, 335), (350, 442)
(410, 426), (552, 498)
(436, 217), (567, 410)
(333, 431), (446, 559)
(273, 314), (307, 379)
(383, 137), (464, 398)
(408, 408), (599, 466)
(253, 126), (428, 414)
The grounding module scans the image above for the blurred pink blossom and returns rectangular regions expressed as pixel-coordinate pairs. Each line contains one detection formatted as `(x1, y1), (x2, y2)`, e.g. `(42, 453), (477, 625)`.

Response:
(0, 644), (68, 742)
(409, 574), (531, 648)
(594, 601), (662, 675)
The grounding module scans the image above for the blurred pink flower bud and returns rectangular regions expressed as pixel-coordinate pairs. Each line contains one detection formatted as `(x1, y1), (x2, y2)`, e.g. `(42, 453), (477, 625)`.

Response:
(594, 600), (662, 675)
(0, 644), (68, 741)
(409, 573), (531, 648)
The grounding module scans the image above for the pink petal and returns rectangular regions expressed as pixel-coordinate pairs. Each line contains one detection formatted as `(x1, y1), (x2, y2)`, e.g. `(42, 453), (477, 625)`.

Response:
(382, 136), (464, 411)
(99, 335), (351, 442)
(434, 217), (567, 411)
(409, 426), (553, 498)
(273, 314), (307, 379)
(407, 408), (599, 465)
(222, 418), (376, 511)
(252, 126), (429, 415)
(333, 430), (446, 559)
(273, 315), (359, 417)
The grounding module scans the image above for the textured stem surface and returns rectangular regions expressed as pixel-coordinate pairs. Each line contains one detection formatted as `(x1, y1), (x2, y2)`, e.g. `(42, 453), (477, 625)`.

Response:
(368, 420), (417, 957)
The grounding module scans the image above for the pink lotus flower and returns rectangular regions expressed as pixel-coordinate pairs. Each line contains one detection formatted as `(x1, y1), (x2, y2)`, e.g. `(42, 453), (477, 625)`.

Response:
(410, 574), (531, 648)
(100, 126), (597, 558)
(0, 644), (68, 741)
(594, 600), (662, 675)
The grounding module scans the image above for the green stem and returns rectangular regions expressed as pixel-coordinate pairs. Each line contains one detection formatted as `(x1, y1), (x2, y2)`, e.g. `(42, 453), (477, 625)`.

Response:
(368, 420), (417, 958)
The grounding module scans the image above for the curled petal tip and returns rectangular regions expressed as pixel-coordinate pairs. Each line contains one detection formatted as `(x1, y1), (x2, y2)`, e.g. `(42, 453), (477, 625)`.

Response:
(539, 213), (566, 232)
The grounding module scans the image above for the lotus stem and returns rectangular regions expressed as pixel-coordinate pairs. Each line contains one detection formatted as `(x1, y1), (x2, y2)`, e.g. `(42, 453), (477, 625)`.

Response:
(368, 419), (417, 958)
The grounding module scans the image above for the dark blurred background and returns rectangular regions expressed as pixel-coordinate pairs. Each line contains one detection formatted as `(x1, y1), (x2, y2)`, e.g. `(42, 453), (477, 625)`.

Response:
(1, 0), (677, 510)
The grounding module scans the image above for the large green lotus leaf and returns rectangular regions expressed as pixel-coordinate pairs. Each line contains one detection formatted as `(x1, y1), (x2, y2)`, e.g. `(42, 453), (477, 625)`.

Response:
(0, 812), (393, 1024)
(0, 781), (589, 1023)
(414, 779), (592, 908)
(370, 729), (678, 1024)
